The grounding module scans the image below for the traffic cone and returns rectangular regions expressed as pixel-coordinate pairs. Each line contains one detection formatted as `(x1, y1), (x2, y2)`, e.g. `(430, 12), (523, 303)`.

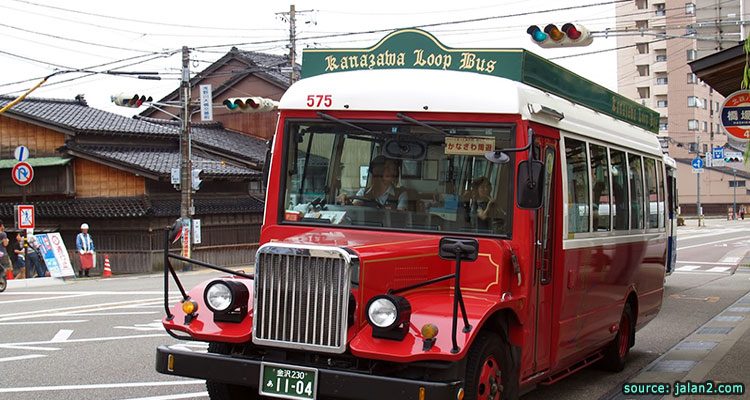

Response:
(5, 267), (14, 280)
(102, 255), (112, 278)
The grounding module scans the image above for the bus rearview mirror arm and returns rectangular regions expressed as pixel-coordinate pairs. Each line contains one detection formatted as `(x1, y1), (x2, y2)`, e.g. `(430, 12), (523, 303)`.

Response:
(438, 237), (479, 354)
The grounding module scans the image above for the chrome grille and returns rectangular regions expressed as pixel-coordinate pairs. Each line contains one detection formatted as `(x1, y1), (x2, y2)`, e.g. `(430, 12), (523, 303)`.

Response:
(252, 244), (352, 353)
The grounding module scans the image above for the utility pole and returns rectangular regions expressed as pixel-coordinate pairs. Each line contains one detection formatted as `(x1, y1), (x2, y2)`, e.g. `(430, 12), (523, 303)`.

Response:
(696, 134), (703, 226)
(733, 168), (737, 220)
(180, 45), (193, 264)
(277, 5), (313, 85)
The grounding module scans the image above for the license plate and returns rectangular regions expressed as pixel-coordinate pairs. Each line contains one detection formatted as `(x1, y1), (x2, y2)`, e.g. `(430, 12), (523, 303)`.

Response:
(259, 362), (318, 400)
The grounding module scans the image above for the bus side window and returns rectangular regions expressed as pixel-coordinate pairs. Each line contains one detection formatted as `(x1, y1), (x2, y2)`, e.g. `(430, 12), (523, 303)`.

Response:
(589, 144), (611, 231)
(644, 158), (659, 229)
(657, 161), (665, 228)
(565, 138), (590, 233)
(610, 149), (629, 230)
(628, 154), (645, 230)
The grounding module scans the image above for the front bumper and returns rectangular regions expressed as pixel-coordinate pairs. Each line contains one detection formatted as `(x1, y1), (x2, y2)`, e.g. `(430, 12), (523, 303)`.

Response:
(156, 346), (462, 400)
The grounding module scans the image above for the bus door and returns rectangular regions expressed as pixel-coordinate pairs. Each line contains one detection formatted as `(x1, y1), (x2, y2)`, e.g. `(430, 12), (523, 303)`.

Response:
(532, 138), (558, 373)
(665, 166), (677, 275)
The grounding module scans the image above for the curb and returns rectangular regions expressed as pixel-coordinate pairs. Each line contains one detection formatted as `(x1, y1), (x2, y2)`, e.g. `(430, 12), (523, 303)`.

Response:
(6, 277), (66, 289)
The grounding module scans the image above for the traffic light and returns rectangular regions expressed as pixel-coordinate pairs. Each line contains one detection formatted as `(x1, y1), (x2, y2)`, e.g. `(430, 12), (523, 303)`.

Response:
(223, 97), (278, 113)
(191, 168), (203, 191)
(527, 23), (593, 48)
(111, 93), (153, 107)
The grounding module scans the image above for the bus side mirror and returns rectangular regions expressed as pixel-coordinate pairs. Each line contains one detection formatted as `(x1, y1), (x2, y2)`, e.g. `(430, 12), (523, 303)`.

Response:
(517, 160), (544, 209)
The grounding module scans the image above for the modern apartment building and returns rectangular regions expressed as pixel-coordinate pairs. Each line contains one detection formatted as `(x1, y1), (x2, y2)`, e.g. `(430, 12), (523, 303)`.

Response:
(616, 0), (750, 215)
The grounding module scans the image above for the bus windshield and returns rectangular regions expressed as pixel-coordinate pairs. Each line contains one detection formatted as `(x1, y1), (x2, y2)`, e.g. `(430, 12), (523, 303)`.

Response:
(281, 120), (514, 237)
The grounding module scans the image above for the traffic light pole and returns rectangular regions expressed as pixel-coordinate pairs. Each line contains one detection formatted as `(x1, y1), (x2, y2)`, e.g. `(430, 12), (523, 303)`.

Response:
(180, 45), (193, 266)
(733, 168), (737, 220)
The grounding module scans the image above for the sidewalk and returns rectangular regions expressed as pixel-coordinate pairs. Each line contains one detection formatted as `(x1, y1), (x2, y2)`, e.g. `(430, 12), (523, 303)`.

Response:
(5, 276), (66, 289)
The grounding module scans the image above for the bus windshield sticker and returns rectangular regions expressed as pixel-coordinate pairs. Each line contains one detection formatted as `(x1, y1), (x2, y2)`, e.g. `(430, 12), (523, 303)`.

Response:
(445, 136), (495, 155)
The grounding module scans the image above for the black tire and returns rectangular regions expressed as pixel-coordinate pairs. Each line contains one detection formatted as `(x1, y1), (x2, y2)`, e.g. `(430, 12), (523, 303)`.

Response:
(0, 276), (6, 292)
(206, 342), (261, 400)
(464, 331), (518, 400)
(598, 303), (634, 372)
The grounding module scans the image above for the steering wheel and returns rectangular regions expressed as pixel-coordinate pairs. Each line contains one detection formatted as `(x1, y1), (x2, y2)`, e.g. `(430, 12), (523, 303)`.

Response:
(348, 196), (384, 209)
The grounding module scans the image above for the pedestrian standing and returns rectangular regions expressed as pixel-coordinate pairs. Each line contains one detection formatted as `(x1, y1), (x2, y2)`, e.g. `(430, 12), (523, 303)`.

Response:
(25, 233), (47, 278)
(76, 223), (95, 277)
(0, 220), (12, 277)
(13, 232), (27, 279)
(741, 205), (746, 220)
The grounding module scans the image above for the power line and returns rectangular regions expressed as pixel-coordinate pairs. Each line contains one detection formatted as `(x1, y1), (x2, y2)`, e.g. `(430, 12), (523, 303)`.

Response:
(7, 0), (286, 32)
(195, 0), (631, 50)
(0, 22), (154, 53)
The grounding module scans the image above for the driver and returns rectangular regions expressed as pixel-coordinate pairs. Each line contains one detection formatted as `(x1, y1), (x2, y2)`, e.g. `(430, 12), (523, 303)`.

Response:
(338, 156), (408, 210)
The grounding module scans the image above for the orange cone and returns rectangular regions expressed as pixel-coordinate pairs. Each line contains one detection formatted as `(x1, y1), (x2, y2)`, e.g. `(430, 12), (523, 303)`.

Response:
(102, 255), (112, 278)
(5, 267), (14, 280)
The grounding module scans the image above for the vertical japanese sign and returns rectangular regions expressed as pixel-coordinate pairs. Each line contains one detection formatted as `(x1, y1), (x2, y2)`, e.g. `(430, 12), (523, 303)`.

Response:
(200, 84), (213, 121)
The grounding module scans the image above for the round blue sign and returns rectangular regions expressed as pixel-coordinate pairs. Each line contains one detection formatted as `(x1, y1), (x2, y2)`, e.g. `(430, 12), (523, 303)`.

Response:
(691, 157), (704, 169)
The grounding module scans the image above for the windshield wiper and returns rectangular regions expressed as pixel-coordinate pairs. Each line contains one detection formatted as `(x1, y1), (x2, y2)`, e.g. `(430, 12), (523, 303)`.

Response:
(396, 113), (448, 136)
(317, 112), (374, 134)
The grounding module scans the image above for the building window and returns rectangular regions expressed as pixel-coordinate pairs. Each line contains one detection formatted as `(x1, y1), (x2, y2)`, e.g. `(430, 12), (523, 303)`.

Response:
(686, 2), (695, 15)
(657, 99), (668, 107)
(636, 43), (650, 54)
(687, 49), (698, 61)
(659, 122), (669, 131)
(688, 119), (699, 131)
(687, 73), (697, 83)
(636, 20), (649, 30)
(656, 76), (668, 85)
(655, 54), (667, 62)
(702, 121), (708, 132)
(636, 0), (648, 9)
(637, 65), (650, 76)
(686, 27), (697, 36)
(688, 96), (700, 107)
(655, 4), (666, 16)
(729, 180), (746, 188)
(637, 87), (650, 98)
(702, 98), (707, 109)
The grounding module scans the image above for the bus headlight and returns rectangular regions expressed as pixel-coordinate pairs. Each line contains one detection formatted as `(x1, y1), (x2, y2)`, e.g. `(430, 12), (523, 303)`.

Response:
(204, 280), (249, 322)
(366, 294), (411, 340)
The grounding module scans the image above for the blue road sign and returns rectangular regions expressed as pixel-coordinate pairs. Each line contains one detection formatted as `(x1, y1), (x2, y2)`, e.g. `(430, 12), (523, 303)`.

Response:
(691, 157), (704, 169)
(713, 147), (724, 160)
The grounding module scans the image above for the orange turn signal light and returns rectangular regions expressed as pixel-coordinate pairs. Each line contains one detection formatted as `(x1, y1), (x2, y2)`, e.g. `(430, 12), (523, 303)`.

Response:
(182, 300), (199, 315)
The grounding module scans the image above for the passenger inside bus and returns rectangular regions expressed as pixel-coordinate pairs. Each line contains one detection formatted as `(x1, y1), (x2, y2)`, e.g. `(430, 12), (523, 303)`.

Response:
(337, 156), (409, 211)
(462, 177), (496, 231)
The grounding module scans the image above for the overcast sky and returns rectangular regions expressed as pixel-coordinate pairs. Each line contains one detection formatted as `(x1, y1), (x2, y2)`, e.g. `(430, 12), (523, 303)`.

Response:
(1, 0), (622, 117)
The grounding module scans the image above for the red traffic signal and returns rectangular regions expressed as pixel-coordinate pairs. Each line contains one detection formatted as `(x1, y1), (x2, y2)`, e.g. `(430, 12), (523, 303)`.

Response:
(111, 93), (153, 108)
(527, 23), (593, 48)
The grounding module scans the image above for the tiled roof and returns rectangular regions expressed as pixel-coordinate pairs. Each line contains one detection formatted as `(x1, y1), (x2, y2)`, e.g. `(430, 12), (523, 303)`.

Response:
(234, 50), (300, 86)
(0, 95), (175, 137)
(65, 143), (261, 178)
(0, 197), (150, 218)
(150, 196), (265, 217)
(136, 117), (267, 164)
(0, 196), (264, 219)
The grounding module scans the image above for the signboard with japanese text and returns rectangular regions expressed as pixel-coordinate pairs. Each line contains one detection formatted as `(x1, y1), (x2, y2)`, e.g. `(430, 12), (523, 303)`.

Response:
(721, 90), (750, 140)
(200, 84), (213, 121)
(34, 233), (75, 277)
(444, 136), (495, 155)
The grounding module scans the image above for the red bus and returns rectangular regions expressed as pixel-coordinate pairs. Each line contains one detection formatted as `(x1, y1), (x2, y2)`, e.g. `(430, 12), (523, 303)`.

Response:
(156, 29), (675, 400)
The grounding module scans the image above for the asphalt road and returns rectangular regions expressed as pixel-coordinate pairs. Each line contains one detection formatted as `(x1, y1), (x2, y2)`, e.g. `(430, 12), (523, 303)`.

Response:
(0, 219), (748, 400)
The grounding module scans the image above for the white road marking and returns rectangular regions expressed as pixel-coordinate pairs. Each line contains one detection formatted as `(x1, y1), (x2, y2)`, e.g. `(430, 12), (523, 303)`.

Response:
(0, 320), (88, 325)
(679, 228), (747, 240)
(706, 267), (732, 273)
(0, 293), (94, 305)
(0, 344), (60, 351)
(679, 237), (750, 250)
(0, 297), (179, 322)
(114, 321), (164, 332)
(0, 380), (205, 393)
(720, 256), (742, 263)
(51, 329), (74, 342)
(119, 392), (208, 400)
(0, 333), (168, 351)
(676, 261), (736, 265)
(70, 312), (158, 316)
(0, 291), (166, 295)
(676, 265), (702, 271)
(0, 354), (47, 363)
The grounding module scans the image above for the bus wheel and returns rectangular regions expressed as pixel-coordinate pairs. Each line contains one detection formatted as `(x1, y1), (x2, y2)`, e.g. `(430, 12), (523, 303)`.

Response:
(599, 304), (633, 372)
(464, 332), (515, 400)
(206, 342), (260, 400)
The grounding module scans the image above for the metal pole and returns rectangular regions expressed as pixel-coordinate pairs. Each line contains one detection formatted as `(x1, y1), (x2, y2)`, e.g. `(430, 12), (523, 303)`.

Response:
(289, 4), (296, 85)
(179, 46), (193, 266)
(696, 135), (702, 226)
(733, 168), (737, 220)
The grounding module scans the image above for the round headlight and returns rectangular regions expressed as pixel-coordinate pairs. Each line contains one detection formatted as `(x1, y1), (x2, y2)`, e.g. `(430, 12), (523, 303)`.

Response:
(205, 282), (233, 312)
(367, 297), (398, 328)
